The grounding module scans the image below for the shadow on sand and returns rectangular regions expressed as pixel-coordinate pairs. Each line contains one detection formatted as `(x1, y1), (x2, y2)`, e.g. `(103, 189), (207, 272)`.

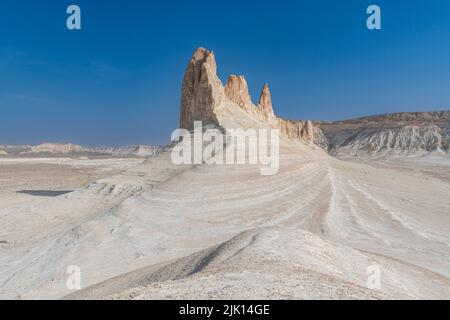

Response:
(17, 190), (73, 197)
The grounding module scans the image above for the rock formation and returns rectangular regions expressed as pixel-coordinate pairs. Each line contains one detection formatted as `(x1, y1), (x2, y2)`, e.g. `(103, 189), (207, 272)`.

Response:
(257, 83), (275, 120)
(25, 143), (87, 154)
(301, 120), (314, 142)
(224, 75), (255, 115)
(180, 47), (314, 143)
(179, 48), (450, 153)
(180, 48), (225, 130)
(315, 111), (450, 155)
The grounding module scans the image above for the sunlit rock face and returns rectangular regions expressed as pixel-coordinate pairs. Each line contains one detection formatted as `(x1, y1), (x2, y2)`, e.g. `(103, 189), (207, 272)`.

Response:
(179, 47), (314, 143)
(224, 75), (255, 115)
(180, 48), (225, 130)
(315, 111), (450, 155)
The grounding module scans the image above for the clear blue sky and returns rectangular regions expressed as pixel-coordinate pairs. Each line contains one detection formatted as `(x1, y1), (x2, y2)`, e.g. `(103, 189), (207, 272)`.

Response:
(1, 0), (450, 146)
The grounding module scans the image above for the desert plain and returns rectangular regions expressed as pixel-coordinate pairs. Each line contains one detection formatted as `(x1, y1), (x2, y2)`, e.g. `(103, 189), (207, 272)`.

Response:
(1, 48), (450, 300)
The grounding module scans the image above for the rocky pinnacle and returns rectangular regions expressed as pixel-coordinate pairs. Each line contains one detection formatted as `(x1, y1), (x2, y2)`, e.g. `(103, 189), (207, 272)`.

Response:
(180, 47), (314, 143)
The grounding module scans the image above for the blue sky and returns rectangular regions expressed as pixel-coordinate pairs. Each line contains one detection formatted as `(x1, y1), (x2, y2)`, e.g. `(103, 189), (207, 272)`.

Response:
(1, 0), (450, 146)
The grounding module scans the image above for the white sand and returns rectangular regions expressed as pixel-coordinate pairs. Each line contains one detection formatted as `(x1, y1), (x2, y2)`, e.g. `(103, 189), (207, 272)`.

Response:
(1, 105), (450, 300)
(0, 138), (449, 300)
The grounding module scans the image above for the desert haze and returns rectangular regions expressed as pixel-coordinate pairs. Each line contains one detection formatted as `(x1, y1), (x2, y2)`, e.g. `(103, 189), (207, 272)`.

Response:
(1, 48), (450, 300)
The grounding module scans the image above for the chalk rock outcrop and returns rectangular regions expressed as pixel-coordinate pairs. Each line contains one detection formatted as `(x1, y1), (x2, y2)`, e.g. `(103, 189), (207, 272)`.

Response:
(258, 83), (275, 120)
(224, 75), (255, 114)
(301, 121), (314, 142)
(316, 111), (450, 156)
(180, 48), (225, 130)
(180, 47), (314, 143)
(280, 119), (302, 139)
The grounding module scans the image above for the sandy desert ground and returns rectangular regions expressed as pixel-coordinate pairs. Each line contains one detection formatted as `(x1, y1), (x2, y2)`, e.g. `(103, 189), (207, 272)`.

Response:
(1, 135), (449, 300)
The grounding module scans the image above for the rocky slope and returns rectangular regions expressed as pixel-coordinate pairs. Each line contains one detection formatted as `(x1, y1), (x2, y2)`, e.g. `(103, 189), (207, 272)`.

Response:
(315, 111), (450, 157)
(93, 145), (160, 157)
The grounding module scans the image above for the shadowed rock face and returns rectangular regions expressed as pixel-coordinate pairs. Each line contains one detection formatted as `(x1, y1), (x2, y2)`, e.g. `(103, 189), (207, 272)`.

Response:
(179, 47), (314, 143)
(302, 120), (314, 142)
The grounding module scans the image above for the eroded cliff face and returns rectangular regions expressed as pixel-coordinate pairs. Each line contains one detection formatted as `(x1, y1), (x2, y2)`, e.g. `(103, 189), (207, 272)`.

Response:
(278, 119), (314, 143)
(179, 47), (314, 143)
(315, 111), (450, 156)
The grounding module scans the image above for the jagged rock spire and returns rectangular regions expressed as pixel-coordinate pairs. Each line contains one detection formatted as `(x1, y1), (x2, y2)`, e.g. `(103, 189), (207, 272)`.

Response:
(180, 47), (225, 130)
(179, 47), (313, 143)
(224, 75), (255, 113)
(258, 83), (274, 119)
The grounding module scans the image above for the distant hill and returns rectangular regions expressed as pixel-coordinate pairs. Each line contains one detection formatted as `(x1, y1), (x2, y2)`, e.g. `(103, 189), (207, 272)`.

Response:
(0, 143), (160, 157)
(24, 143), (88, 154)
(315, 110), (450, 157)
